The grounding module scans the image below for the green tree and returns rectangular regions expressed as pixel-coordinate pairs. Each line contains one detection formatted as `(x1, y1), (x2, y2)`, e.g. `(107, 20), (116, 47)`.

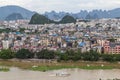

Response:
(73, 52), (82, 61)
(0, 49), (15, 59)
(65, 50), (75, 60)
(102, 54), (117, 62)
(59, 53), (69, 61)
(19, 28), (25, 33)
(16, 49), (34, 59)
(113, 54), (120, 61)
(107, 38), (116, 42)
(82, 50), (99, 61)
(58, 49), (82, 61)
(36, 49), (56, 59)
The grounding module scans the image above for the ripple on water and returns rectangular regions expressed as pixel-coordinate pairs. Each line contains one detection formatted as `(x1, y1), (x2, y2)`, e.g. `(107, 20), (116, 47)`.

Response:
(0, 68), (120, 80)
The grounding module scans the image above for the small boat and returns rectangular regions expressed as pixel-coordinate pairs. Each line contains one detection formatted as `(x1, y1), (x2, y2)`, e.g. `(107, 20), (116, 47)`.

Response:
(55, 72), (70, 77)
(49, 72), (70, 77)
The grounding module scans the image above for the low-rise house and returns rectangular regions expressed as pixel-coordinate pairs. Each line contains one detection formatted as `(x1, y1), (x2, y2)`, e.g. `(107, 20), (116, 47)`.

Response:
(103, 41), (120, 54)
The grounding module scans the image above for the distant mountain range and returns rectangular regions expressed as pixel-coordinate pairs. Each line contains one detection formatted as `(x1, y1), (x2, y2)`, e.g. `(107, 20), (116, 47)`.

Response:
(44, 9), (120, 20)
(5, 13), (24, 21)
(1, 5), (120, 21)
(0, 5), (35, 20)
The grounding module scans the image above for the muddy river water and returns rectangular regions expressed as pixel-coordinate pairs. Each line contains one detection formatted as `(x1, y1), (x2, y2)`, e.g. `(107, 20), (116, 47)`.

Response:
(0, 67), (120, 80)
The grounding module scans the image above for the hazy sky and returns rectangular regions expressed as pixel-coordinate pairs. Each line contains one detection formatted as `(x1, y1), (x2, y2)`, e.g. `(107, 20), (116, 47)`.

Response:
(0, 0), (120, 13)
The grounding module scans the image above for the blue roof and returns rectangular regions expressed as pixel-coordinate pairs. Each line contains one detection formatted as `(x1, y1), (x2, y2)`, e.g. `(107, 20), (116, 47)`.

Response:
(78, 42), (86, 47)
(62, 36), (69, 39)
(50, 34), (58, 37)
(66, 39), (71, 42)
(16, 32), (21, 35)
(70, 36), (77, 40)
(62, 36), (77, 41)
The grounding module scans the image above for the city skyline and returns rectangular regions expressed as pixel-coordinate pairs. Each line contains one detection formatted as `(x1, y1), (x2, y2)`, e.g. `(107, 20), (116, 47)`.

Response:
(0, 0), (120, 13)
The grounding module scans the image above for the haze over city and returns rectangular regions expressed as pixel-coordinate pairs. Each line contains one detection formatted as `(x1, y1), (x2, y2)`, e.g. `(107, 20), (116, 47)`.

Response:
(0, 0), (120, 13)
(1, 0), (120, 80)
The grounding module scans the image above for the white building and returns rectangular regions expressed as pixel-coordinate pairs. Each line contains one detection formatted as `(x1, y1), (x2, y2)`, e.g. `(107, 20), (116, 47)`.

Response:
(2, 40), (9, 49)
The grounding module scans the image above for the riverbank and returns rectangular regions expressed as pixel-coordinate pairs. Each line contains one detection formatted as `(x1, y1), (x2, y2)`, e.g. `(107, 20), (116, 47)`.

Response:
(0, 59), (120, 71)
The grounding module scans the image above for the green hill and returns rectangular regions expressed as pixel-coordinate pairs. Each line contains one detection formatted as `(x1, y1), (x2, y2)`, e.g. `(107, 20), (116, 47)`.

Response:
(29, 13), (76, 24)
(59, 15), (76, 24)
(29, 13), (55, 24)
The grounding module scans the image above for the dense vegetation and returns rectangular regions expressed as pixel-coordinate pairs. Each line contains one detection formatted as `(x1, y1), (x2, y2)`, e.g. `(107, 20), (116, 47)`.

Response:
(29, 13), (76, 24)
(57, 50), (100, 61)
(29, 13), (55, 24)
(16, 49), (34, 59)
(0, 28), (13, 33)
(1, 49), (120, 62)
(0, 49), (15, 59)
(59, 15), (76, 23)
(36, 49), (56, 59)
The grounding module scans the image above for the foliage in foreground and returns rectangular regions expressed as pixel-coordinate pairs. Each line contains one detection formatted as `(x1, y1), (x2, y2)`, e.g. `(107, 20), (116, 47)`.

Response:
(16, 48), (34, 59)
(0, 49), (15, 59)
(0, 48), (120, 62)
(36, 49), (56, 59)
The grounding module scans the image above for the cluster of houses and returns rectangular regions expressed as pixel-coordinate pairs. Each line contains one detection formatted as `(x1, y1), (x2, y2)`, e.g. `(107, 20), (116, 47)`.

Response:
(0, 18), (120, 54)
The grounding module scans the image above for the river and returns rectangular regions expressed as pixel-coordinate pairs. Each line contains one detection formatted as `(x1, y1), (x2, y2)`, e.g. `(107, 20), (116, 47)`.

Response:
(0, 67), (120, 80)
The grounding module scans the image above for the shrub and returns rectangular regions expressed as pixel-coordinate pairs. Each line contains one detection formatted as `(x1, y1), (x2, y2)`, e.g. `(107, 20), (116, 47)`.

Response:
(102, 54), (117, 62)
(16, 49), (34, 59)
(82, 51), (99, 61)
(0, 49), (15, 59)
(36, 49), (56, 59)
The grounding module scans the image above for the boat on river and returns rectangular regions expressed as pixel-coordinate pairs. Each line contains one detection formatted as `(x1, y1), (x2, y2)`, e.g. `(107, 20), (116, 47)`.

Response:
(49, 72), (70, 77)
